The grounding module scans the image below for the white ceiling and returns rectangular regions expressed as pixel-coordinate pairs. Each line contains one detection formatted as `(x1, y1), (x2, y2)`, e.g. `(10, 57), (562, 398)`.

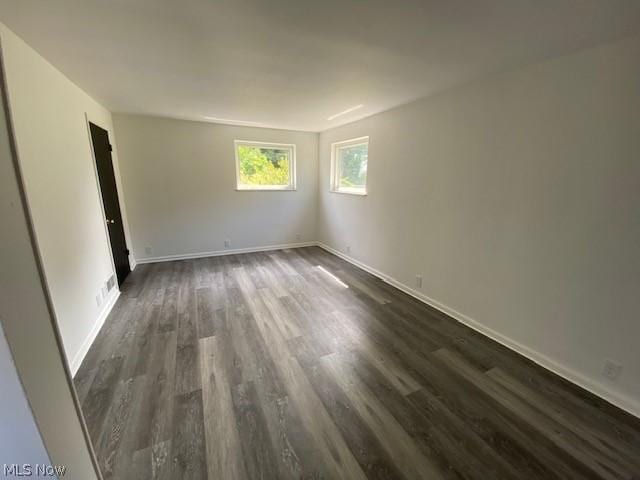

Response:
(1, 0), (639, 132)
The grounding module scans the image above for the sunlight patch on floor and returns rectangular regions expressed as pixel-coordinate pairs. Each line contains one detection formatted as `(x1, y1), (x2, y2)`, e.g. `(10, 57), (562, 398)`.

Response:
(316, 265), (349, 289)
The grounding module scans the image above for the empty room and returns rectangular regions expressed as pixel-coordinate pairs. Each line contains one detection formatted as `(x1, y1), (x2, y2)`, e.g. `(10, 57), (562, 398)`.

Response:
(1, 1), (640, 479)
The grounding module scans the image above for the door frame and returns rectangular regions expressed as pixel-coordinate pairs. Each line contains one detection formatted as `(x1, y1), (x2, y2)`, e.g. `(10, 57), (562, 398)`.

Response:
(84, 114), (132, 286)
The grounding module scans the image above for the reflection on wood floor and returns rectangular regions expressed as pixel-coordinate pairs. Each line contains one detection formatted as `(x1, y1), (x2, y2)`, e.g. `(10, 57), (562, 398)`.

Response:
(74, 246), (640, 479)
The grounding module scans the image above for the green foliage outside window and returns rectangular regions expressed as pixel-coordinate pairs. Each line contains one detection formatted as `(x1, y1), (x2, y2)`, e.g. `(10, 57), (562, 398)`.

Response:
(237, 145), (290, 186)
(339, 144), (367, 188)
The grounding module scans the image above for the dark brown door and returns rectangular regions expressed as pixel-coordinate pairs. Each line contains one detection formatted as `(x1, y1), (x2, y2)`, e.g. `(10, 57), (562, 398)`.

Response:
(89, 122), (130, 286)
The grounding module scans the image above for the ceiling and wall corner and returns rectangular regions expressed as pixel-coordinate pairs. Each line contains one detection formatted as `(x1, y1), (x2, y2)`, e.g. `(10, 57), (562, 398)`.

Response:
(0, 0), (639, 132)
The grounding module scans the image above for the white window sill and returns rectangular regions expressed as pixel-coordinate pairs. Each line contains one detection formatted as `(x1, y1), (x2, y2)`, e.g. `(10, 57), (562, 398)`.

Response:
(330, 189), (367, 196)
(236, 186), (296, 191)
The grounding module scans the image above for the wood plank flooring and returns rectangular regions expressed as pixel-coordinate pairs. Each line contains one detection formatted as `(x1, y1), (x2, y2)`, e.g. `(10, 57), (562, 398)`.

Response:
(74, 247), (640, 479)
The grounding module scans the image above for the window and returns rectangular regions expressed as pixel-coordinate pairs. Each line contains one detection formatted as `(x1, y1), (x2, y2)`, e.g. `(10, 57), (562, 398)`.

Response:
(330, 136), (369, 195)
(234, 140), (296, 190)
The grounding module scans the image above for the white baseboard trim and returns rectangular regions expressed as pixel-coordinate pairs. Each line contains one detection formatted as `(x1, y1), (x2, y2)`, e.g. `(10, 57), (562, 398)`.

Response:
(316, 242), (640, 418)
(70, 287), (120, 377)
(135, 241), (317, 265)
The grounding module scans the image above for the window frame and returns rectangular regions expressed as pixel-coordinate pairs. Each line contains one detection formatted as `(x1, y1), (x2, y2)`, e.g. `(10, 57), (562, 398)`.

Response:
(234, 140), (297, 191)
(330, 136), (369, 195)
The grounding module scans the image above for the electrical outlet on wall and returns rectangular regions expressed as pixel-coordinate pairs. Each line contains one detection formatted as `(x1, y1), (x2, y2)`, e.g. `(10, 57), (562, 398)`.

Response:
(296, 233), (301, 241)
(95, 293), (102, 308)
(224, 239), (231, 248)
(346, 245), (351, 254)
(602, 359), (623, 381)
(145, 246), (153, 255)
(415, 275), (423, 288)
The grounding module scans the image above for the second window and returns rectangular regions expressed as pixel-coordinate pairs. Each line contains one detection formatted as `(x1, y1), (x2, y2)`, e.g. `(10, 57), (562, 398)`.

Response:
(331, 136), (369, 195)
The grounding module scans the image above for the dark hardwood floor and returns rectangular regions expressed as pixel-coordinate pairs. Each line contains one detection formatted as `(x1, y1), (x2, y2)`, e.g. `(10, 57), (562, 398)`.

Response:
(74, 246), (640, 479)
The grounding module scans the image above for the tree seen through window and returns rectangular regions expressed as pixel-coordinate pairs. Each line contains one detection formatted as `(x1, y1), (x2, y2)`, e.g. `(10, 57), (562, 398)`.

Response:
(236, 144), (292, 188)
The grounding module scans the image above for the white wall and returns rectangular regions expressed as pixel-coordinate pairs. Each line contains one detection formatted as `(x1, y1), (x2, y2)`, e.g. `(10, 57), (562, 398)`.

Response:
(113, 114), (318, 261)
(0, 323), (51, 473)
(0, 23), (132, 372)
(0, 44), (98, 476)
(318, 34), (640, 415)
